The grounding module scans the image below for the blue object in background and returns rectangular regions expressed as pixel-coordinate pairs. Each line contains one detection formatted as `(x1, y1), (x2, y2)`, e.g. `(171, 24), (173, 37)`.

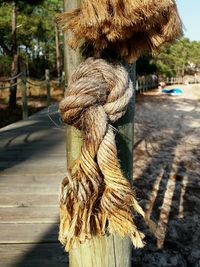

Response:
(162, 88), (183, 95)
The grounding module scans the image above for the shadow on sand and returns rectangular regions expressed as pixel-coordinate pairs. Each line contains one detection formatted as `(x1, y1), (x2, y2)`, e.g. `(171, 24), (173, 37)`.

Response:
(132, 94), (200, 266)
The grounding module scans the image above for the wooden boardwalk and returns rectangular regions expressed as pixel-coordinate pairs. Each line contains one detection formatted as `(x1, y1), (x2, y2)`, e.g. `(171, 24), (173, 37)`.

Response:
(0, 106), (68, 267)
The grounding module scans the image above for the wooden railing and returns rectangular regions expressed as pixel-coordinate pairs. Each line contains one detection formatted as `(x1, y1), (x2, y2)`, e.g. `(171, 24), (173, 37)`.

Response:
(135, 75), (200, 93)
(3, 71), (198, 121)
(136, 76), (159, 93)
(0, 70), (51, 120)
(166, 76), (200, 85)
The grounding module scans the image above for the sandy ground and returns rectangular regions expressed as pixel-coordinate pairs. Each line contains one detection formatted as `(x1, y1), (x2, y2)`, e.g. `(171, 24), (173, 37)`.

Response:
(132, 84), (200, 266)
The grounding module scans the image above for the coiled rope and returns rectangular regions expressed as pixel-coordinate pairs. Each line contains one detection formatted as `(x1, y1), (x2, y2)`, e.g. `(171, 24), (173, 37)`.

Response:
(59, 57), (154, 251)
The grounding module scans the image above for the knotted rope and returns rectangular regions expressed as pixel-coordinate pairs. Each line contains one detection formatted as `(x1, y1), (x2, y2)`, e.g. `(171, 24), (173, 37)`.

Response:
(59, 57), (153, 251)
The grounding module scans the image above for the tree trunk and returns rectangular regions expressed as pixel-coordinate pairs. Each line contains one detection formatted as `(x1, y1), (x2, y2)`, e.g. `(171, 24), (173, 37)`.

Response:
(55, 24), (62, 82)
(181, 64), (185, 77)
(9, 1), (18, 108)
(63, 1), (135, 266)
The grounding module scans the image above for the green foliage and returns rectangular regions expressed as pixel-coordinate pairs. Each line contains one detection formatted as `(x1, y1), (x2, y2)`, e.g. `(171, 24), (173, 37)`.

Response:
(136, 53), (157, 76)
(0, 0), (63, 77)
(0, 55), (12, 76)
(136, 38), (200, 77)
(152, 38), (200, 77)
(0, 3), (12, 54)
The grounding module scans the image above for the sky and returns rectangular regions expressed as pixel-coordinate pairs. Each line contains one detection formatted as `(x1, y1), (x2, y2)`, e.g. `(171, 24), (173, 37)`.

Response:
(177, 0), (200, 41)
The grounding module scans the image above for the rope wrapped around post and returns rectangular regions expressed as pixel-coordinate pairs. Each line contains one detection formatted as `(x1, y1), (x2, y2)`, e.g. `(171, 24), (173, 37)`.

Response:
(59, 57), (154, 251)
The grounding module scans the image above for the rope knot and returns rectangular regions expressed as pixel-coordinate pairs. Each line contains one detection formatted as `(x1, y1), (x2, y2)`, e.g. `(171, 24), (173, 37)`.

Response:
(59, 57), (133, 129)
(59, 57), (147, 251)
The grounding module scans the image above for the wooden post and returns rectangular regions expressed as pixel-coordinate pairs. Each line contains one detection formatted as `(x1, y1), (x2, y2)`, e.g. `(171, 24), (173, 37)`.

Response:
(141, 80), (144, 93)
(9, 1), (18, 108)
(136, 80), (139, 92)
(45, 69), (51, 106)
(55, 24), (62, 82)
(63, 0), (82, 169)
(138, 80), (141, 92)
(145, 78), (147, 91)
(61, 71), (66, 97)
(21, 72), (28, 120)
(63, 1), (135, 266)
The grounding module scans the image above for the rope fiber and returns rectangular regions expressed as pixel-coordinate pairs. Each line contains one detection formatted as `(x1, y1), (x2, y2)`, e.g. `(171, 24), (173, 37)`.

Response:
(57, 0), (182, 62)
(26, 79), (46, 86)
(0, 72), (22, 82)
(59, 57), (154, 251)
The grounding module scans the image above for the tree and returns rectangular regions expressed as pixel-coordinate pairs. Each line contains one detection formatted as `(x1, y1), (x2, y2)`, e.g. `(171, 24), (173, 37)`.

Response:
(136, 53), (157, 76)
(0, 0), (63, 107)
(0, 0), (44, 107)
(9, 1), (17, 107)
(152, 38), (200, 77)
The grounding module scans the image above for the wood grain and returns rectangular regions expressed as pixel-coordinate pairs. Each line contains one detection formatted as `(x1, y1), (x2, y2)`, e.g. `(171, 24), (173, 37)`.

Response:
(0, 194), (58, 207)
(63, 1), (134, 265)
(0, 244), (68, 267)
(0, 106), (67, 266)
(0, 207), (58, 223)
(0, 223), (59, 243)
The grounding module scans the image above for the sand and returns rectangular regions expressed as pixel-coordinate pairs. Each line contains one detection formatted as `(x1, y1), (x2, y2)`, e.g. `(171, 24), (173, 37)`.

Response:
(132, 84), (200, 266)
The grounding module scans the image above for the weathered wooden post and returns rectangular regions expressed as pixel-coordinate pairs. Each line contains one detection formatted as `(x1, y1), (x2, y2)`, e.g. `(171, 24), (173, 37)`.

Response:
(61, 71), (66, 97)
(21, 72), (28, 120)
(136, 79), (139, 92)
(45, 69), (51, 106)
(9, 1), (18, 108)
(60, 1), (182, 266)
(63, 1), (134, 267)
(63, 0), (82, 180)
(55, 24), (62, 82)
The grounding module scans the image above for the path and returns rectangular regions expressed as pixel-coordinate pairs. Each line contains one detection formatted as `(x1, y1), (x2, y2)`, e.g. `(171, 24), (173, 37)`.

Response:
(0, 105), (67, 267)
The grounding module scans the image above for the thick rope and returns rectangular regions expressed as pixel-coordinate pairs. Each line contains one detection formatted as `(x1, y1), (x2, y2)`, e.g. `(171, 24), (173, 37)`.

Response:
(57, 0), (182, 62)
(59, 57), (154, 251)
(0, 72), (22, 82)
(0, 80), (23, 90)
(26, 79), (46, 86)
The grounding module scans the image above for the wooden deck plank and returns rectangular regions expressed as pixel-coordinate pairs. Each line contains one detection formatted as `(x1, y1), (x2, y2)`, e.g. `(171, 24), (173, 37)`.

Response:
(0, 106), (68, 266)
(0, 153), (65, 162)
(0, 174), (63, 184)
(0, 244), (68, 267)
(0, 167), (66, 175)
(0, 194), (58, 207)
(0, 162), (65, 170)
(0, 183), (60, 195)
(0, 224), (59, 244)
(0, 141), (65, 151)
(0, 207), (58, 223)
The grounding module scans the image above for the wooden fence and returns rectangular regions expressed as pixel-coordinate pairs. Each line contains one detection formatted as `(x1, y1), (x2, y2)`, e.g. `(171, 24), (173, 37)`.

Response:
(136, 75), (200, 93)
(136, 76), (159, 93)
(0, 70), (52, 120)
(1, 71), (200, 120)
(166, 76), (200, 85)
